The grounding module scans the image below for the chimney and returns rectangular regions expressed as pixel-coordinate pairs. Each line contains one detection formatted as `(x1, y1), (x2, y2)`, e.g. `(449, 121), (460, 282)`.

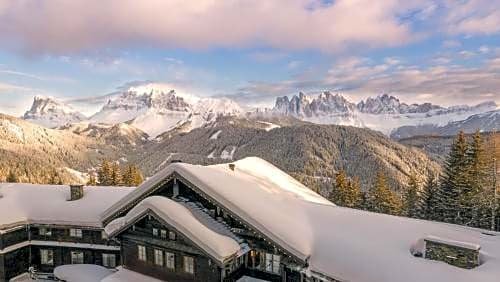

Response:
(228, 163), (236, 171)
(69, 184), (84, 201)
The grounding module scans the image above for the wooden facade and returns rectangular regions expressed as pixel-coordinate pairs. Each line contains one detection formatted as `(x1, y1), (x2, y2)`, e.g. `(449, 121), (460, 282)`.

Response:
(0, 225), (120, 281)
(106, 176), (311, 282)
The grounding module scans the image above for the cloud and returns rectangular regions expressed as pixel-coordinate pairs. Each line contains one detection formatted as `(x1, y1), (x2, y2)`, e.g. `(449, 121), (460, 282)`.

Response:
(0, 0), (421, 54)
(444, 0), (500, 35)
(228, 56), (500, 107)
(0, 82), (52, 115)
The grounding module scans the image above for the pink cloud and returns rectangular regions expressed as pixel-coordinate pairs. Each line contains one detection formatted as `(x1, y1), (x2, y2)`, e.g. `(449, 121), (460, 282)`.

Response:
(0, 0), (417, 54)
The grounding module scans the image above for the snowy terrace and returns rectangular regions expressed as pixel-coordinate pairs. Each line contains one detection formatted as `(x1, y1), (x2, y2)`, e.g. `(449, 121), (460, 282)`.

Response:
(102, 157), (500, 282)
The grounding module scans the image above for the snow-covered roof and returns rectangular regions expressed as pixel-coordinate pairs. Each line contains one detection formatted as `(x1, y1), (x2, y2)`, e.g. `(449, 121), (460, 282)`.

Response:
(102, 157), (500, 282)
(0, 183), (133, 230)
(54, 265), (164, 282)
(105, 196), (241, 263)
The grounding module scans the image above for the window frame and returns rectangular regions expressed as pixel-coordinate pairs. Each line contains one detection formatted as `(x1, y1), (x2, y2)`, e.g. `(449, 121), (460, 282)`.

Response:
(165, 252), (175, 270)
(71, 251), (84, 264)
(102, 253), (116, 268)
(39, 227), (52, 236)
(154, 249), (164, 266)
(160, 229), (167, 239)
(69, 228), (83, 238)
(183, 256), (195, 274)
(40, 249), (54, 265)
(137, 245), (147, 261)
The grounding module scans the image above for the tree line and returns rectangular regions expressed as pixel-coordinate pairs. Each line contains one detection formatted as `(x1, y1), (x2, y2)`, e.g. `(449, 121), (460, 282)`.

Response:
(329, 131), (499, 231)
(89, 159), (144, 187)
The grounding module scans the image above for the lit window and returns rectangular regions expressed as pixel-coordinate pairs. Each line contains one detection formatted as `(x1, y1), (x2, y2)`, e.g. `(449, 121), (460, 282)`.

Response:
(152, 228), (159, 236)
(265, 253), (281, 274)
(71, 251), (84, 264)
(69, 228), (82, 238)
(183, 256), (194, 274)
(40, 249), (53, 265)
(154, 249), (163, 266)
(169, 231), (176, 240)
(166, 252), (175, 269)
(138, 245), (147, 261)
(39, 227), (51, 236)
(160, 229), (167, 239)
(102, 254), (116, 268)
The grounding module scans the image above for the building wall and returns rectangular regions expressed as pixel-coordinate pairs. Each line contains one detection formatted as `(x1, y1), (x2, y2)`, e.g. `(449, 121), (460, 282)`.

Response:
(119, 215), (221, 282)
(0, 225), (121, 281)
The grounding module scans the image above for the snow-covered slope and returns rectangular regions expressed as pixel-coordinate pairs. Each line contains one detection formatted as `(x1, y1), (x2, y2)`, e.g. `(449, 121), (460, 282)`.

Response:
(391, 109), (500, 139)
(272, 92), (497, 135)
(22, 96), (87, 128)
(90, 83), (242, 137)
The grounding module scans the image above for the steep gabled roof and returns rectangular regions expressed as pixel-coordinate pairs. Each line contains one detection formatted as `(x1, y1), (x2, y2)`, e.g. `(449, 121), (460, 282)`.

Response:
(105, 196), (242, 264)
(101, 157), (500, 282)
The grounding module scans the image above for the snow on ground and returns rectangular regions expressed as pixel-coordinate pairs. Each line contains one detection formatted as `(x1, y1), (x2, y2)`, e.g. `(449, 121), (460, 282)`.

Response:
(54, 264), (113, 282)
(220, 146), (236, 160)
(105, 196), (241, 263)
(101, 266), (164, 282)
(207, 150), (216, 159)
(0, 119), (25, 141)
(210, 130), (222, 139)
(53, 265), (164, 282)
(63, 167), (88, 184)
(0, 183), (133, 230)
(257, 121), (280, 131)
(237, 276), (269, 282)
(104, 157), (500, 282)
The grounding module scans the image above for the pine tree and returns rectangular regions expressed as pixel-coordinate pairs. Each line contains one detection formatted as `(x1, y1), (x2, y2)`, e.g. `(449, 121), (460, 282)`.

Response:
(329, 170), (361, 208)
(420, 172), (439, 220)
(437, 131), (469, 224)
(87, 173), (97, 186)
(98, 160), (113, 186)
(110, 163), (122, 186)
(6, 170), (18, 183)
(367, 171), (402, 215)
(131, 165), (144, 186)
(403, 173), (421, 218)
(465, 131), (489, 227)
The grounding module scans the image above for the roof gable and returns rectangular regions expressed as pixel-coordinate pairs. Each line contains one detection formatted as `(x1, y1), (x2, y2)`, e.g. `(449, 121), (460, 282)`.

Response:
(105, 196), (241, 264)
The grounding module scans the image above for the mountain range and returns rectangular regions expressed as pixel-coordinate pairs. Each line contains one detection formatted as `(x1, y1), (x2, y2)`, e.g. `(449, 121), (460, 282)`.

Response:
(21, 84), (498, 139)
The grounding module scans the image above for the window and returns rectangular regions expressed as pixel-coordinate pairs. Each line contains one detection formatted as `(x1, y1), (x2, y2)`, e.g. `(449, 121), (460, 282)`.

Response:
(169, 231), (176, 240)
(39, 227), (51, 236)
(138, 245), (147, 261)
(265, 253), (281, 274)
(154, 249), (163, 266)
(160, 229), (167, 239)
(70, 228), (82, 238)
(152, 228), (159, 236)
(102, 254), (116, 268)
(165, 252), (175, 269)
(101, 231), (107, 240)
(183, 256), (194, 274)
(71, 251), (84, 264)
(40, 249), (53, 265)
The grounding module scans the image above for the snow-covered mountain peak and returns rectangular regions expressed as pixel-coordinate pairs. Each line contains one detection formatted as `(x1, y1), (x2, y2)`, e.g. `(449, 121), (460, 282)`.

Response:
(22, 96), (86, 128)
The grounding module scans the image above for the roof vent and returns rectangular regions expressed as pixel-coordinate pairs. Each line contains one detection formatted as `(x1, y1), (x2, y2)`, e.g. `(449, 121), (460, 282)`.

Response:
(228, 163), (236, 171)
(69, 184), (84, 201)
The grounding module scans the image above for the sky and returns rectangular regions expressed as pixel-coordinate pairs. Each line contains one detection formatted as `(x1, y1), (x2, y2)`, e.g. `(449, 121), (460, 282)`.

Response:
(0, 0), (499, 116)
